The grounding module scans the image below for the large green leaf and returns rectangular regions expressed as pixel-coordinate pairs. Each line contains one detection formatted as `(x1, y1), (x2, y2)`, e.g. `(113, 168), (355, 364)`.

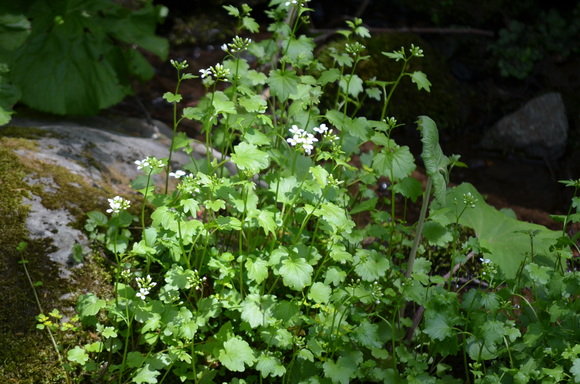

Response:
(433, 183), (564, 279)
(6, 0), (166, 115)
(417, 116), (450, 204)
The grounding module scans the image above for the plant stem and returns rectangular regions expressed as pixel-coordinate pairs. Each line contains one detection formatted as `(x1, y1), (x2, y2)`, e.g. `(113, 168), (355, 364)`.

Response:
(406, 177), (432, 278)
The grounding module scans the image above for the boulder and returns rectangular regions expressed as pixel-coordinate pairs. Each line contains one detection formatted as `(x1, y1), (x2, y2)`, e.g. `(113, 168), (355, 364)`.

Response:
(481, 92), (568, 159)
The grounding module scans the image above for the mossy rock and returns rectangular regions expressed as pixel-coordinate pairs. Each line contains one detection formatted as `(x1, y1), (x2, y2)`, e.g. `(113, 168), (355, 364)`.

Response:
(318, 32), (469, 132)
(0, 115), (189, 383)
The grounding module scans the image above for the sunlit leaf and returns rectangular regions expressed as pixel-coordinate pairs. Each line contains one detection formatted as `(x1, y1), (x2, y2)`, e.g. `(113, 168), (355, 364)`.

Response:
(219, 337), (256, 372)
(279, 256), (313, 290)
(231, 142), (270, 171)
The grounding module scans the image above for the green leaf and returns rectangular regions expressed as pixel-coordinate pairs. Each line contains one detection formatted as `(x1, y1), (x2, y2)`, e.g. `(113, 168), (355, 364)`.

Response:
(67, 346), (89, 365)
(239, 94), (267, 113)
(372, 146), (415, 182)
(417, 116), (450, 204)
(316, 202), (355, 234)
(240, 294), (267, 328)
(255, 209), (276, 236)
(423, 313), (454, 341)
(279, 256), (313, 290)
(308, 282), (331, 304)
(242, 16), (260, 33)
(268, 69), (299, 102)
(245, 258), (269, 284)
(0, 75), (20, 125)
(525, 263), (551, 284)
(319, 68), (340, 85)
(77, 294), (106, 318)
(284, 35), (315, 64)
(354, 249), (390, 281)
(219, 337), (256, 372)
(339, 74), (364, 98)
(256, 353), (286, 378)
(163, 91), (182, 103)
(422, 221), (453, 247)
(323, 352), (363, 384)
(204, 199), (226, 212)
(269, 176), (298, 204)
(5, 1), (165, 115)
(571, 358), (580, 382)
(0, 13), (31, 51)
(133, 363), (161, 384)
(392, 176), (423, 203)
(410, 71), (431, 92)
(212, 91), (237, 114)
(231, 142), (270, 171)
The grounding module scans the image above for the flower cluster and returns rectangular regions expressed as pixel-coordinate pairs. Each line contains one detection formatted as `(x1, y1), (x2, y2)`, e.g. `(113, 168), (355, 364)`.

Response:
(135, 274), (157, 300)
(345, 42), (365, 55)
(221, 36), (252, 54)
(287, 125), (318, 155)
(135, 156), (165, 173)
(106, 196), (131, 214)
(199, 63), (230, 80)
(463, 192), (478, 209)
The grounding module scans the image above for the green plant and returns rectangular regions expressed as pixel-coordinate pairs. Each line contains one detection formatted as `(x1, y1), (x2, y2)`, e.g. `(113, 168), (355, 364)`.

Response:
(0, 0), (168, 122)
(44, 1), (580, 383)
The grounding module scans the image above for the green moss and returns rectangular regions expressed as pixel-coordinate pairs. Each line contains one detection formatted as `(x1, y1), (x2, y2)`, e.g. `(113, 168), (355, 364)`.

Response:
(0, 125), (61, 140)
(0, 134), (115, 383)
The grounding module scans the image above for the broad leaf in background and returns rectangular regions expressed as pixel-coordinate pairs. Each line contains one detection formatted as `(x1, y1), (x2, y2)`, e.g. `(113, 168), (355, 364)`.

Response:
(0, 12), (29, 124)
(432, 182), (565, 279)
(417, 115), (451, 205)
(4, 0), (167, 115)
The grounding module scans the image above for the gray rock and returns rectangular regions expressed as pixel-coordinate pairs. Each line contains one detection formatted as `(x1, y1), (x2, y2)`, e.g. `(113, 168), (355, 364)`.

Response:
(481, 92), (568, 159)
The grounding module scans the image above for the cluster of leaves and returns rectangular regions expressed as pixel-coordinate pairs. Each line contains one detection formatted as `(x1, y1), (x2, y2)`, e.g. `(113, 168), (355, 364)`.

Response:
(38, 1), (580, 383)
(0, 0), (168, 123)
(489, 3), (580, 79)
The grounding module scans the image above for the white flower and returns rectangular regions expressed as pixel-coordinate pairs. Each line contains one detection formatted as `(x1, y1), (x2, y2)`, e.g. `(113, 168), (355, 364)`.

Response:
(289, 124), (302, 135)
(313, 123), (329, 134)
(169, 170), (186, 179)
(221, 43), (228, 52)
(106, 196), (131, 213)
(480, 257), (491, 264)
(134, 159), (149, 170)
(199, 68), (212, 78)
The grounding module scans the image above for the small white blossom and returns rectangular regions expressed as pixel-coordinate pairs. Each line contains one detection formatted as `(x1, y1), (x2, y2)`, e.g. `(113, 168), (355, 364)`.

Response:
(313, 123), (329, 134)
(480, 257), (491, 264)
(106, 196), (131, 213)
(199, 68), (212, 78)
(169, 170), (186, 179)
(134, 159), (150, 170)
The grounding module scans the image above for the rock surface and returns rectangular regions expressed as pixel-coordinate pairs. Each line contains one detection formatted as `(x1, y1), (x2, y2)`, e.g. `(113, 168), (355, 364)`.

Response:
(480, 92), (569, 159)
(6, 115), (193, 277)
